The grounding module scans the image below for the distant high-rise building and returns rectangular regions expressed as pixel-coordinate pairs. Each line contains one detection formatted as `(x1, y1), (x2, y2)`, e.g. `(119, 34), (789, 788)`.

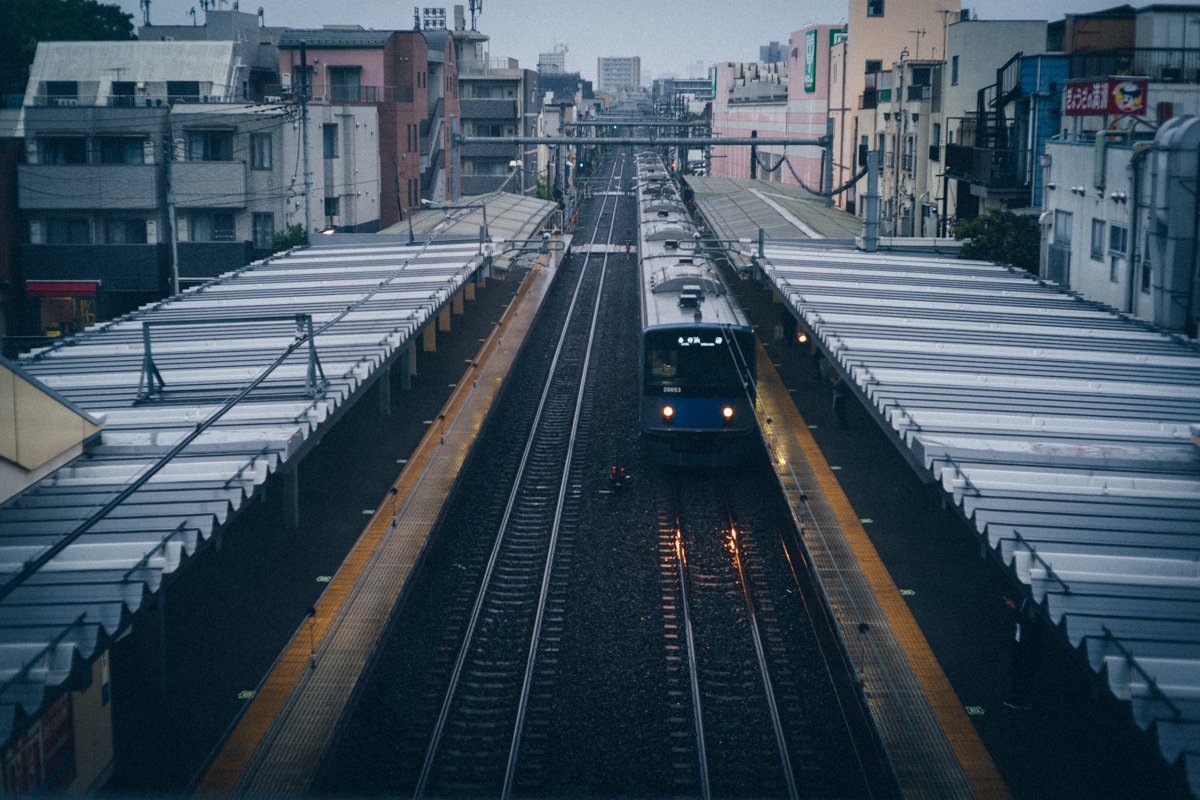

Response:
(538, 43), (571, 74)
(759, 41), (784, 63)
(596, 56), (641, 92)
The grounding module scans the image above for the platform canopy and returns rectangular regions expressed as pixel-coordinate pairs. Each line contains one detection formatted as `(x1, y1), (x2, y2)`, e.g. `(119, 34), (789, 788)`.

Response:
(0, 239), (485, 745)
(759, 239), (1200, 794)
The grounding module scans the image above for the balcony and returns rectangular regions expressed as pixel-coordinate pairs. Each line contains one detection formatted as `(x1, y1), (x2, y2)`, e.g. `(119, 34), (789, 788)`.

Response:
(900, 153), (914, 172)
(906, 84), (932, 102)
(172, 161), (246, 208)
(1068, 47), (1200, 84)
(944, 144), (1031, 191)
(29, 94), (239, 107)
(18, 164), (159, 210)
(859, 90), (878, 110)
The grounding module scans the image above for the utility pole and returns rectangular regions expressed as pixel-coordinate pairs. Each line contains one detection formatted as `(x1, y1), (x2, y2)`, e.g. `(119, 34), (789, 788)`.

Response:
(300, 40), (313, 240)
(392, 154), (405, 223)
(450, 116), (460, 201)
(164, 136), (179, 295)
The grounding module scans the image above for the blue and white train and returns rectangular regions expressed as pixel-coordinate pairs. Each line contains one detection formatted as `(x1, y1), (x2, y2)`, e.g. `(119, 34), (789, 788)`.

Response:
(635, 151), (757, 466)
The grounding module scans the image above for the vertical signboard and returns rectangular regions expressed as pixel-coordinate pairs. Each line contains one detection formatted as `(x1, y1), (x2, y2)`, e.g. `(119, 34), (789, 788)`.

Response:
(4, 693), (76, 794)
(804, 30), (818, 92)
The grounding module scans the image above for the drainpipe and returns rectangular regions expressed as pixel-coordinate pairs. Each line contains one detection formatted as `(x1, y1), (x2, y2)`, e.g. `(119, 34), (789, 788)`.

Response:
(1127, 144), (1151, 314)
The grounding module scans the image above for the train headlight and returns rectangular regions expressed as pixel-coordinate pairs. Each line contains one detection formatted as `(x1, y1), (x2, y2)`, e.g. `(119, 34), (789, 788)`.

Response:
(722, 406), (734, 424)
(663, 405), (674, 426)
(798, 333), (808, 343)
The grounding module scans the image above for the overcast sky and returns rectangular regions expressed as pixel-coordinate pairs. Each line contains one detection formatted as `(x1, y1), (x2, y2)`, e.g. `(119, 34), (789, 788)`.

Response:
(121, 0), (1110, 83)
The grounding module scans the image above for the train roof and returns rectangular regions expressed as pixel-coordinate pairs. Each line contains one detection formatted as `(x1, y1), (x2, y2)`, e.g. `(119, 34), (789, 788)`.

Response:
(636, 150), (749, 331)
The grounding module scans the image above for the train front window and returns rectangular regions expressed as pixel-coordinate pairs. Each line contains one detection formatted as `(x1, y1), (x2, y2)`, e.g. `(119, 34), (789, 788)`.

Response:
(644, 329), (753, 390)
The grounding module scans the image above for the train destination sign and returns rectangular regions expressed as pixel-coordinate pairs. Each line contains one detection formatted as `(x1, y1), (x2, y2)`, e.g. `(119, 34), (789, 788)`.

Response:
(1064, 78), (1148, 116)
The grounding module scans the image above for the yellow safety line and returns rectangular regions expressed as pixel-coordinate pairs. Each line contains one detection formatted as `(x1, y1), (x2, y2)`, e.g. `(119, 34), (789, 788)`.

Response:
(756, 345), (1011, 800)
(194, 259), (548, 797)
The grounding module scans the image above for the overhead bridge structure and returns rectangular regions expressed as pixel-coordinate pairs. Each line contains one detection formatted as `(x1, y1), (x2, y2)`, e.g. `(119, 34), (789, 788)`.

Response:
(0, 239), (493, 745)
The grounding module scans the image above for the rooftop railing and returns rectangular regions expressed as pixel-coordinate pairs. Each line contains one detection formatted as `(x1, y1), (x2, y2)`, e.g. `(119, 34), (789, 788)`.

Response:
(1068, 47), (1200, 83)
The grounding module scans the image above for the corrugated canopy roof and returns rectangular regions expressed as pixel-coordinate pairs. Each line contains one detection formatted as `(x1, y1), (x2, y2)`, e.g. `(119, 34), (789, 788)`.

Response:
(0, 239), (484, 747)
(759, 239), (1200, 793)
(278, 29), (395, 48)
(381, 192), (558, 273)
(688, 175), (863, 245)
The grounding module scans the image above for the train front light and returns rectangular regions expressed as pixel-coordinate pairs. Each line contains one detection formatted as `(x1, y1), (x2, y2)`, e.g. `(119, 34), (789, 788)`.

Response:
(722, 406), (734, 425)
(662, 405), (674, 426)
(798, 332), (808, 343)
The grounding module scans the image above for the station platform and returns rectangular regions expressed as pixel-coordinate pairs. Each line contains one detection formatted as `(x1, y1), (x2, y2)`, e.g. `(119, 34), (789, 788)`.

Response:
(193, 244), (563, 796)
(189, 261), (1013, 799)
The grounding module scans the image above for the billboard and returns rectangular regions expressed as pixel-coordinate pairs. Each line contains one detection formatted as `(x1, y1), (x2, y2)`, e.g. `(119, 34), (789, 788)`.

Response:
(804, 30), (817, 92)
(1064, 79), (1148, 116)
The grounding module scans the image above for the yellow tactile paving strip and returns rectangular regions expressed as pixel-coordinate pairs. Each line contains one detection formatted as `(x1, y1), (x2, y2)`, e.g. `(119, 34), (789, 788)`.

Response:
(194, 252), (558, 797)
(755, 344), (1011, 800)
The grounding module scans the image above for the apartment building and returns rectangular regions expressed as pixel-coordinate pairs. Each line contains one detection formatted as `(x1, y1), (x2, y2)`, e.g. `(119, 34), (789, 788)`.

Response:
(830, 0), (958, 212)
(277, 28), (431, 226)
(597, 57), (641, 92)
(15, 39), (379, 337)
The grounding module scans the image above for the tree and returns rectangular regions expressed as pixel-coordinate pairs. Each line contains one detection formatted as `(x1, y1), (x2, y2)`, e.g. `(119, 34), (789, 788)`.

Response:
(952, 209), (1040, 273)
(272, 224), (309, 253)
(0, 0), (135, 97)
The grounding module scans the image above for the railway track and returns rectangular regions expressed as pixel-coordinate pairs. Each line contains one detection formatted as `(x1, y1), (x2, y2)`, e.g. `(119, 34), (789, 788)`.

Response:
(654, 472), (886, 799)
(412, 153), (628, 798)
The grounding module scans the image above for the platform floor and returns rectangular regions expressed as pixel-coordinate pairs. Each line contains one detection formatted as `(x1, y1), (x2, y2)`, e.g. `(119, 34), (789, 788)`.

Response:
(194, 248), (562, 796)
(754, 345), (1010, 800)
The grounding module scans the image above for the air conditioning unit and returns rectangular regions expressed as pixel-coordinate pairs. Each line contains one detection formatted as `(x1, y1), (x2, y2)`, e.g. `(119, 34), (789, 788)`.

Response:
(264, 95), (282, 103)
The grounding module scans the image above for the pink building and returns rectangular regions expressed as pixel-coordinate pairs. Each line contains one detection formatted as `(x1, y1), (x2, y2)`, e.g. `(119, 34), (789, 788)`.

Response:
(710, 25), (841, 190)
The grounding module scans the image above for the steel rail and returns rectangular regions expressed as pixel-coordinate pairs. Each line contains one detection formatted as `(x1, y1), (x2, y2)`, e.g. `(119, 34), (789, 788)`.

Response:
(501, 151), (627, 799)
(721, 483), (801, 800)
(412, 155), (624, 800)
(670, 487), (713, 800)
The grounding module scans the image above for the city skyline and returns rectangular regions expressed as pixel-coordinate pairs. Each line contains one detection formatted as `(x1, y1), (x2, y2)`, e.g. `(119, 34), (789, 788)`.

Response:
(120, 0), (1116, 85)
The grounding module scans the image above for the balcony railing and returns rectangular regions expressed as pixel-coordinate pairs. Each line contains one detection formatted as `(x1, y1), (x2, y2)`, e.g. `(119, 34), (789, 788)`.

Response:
(859, 90), (878, 109)
(944, 143), (1031, 190)
(264, 85), (415, 103)
(30, 94), (239, 107)
(906, 84), (932, 102)
(1069, 47), (1200, 84)
(900, 153), (914, 172)
(18, 164), (159, 210)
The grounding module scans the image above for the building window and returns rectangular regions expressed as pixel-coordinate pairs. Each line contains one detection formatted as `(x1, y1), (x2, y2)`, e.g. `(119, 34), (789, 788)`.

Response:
(474, 123), (506, 136)
(100, 137), (144, 164)
(1054, 210), (1072, 245)
(1091, 219), (1105, 260)
(865, 60), (883, 74)
(167, 81), (201, 103)
(951, 56), (959, 85)
(191, 212), (235, 242)
(324, 196), (340, 219)
(251, 133), (272, 169)
(110, 81), (137, 107)
(253, 213), (274, 248)
(1109, 255), (1122, 282)
(105, 218), (147, 243)
(329, 67), (362, 102)
(45, 81), (78, 100)
(1109, 223), (1128, 255)
(1142, 263), (1152, 293)
(47, 218), (91, 244)
(323, 124), (338, 159)
(188, 131), (232, 161)
(41, 137), (86, 164)
(867, 0), (884, 17)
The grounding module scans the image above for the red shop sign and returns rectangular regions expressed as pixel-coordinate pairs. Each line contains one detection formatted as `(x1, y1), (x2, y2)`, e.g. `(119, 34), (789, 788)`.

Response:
(1064, 79), (1148, 116)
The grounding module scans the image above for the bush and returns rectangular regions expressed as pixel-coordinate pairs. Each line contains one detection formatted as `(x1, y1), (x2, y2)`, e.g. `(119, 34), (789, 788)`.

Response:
(952, 209), (1039, 273)
(272, 223), (309, 253)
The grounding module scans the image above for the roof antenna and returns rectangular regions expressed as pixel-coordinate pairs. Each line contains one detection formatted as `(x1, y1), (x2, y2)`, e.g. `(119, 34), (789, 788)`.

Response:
(140, 0), (151, 26)
(469, 0), (482, 30)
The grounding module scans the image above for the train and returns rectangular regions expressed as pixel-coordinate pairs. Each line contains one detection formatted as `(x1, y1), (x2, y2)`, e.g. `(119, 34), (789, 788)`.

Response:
(635, 150), (757, 466)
